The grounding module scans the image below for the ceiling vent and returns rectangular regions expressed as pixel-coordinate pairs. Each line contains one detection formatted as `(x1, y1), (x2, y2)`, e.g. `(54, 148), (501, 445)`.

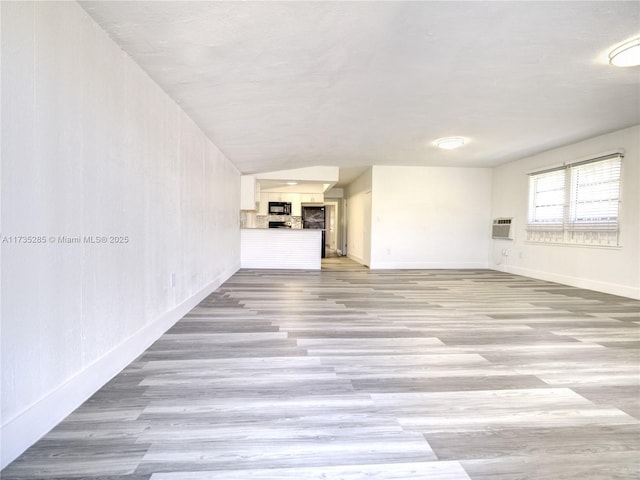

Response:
(492, 218), (513, 240)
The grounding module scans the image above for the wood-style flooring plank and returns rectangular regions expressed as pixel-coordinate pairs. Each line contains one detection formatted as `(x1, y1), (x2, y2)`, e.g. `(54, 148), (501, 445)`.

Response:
(150, 461), (472, 480)
(2, 267), (639, 479)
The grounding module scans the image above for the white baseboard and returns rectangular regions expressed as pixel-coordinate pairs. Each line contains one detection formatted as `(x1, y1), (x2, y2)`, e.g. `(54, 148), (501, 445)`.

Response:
(502, 264), (640, 300)
(370, 261), (489, 269)
(0, 264), (239, 469)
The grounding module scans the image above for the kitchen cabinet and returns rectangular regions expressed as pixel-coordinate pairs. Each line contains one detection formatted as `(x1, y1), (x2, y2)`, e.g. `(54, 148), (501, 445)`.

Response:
(240, 175), (259, 211)
(300, 193), (324, 204)
(283, 193), (302, 215)
(268, 192), (286, 202)
(291, 196), (302, 216)
(268, 192), (298, 204)
(258, 192), (270, 215)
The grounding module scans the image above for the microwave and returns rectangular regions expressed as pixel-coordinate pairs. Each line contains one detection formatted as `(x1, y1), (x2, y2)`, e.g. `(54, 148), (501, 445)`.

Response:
(268, 202), (292, 215)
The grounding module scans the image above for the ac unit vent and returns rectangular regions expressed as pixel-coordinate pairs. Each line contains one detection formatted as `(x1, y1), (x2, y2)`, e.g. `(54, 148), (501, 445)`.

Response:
(492, 218), (513, 240)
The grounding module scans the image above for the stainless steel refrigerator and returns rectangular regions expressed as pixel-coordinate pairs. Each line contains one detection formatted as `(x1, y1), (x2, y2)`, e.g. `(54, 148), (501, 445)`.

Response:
(302, 206), (326, 258)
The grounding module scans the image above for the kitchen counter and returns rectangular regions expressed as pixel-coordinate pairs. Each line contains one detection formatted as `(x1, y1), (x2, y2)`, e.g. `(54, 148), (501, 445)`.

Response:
(241, 228), (322, 270)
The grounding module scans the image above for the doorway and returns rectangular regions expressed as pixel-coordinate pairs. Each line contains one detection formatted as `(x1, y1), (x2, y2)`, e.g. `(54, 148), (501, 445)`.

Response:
(324, 202), (338, 257)
(323, 200), (344, 258)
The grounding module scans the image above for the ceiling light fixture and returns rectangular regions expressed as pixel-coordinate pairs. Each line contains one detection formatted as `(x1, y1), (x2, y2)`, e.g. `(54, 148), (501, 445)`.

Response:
(286, 181), (298, 186)
(609, 37), (640, 67)
(436, 137), (466, 150)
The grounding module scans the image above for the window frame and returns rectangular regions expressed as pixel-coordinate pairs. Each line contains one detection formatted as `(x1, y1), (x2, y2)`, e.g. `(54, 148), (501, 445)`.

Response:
(526, 152), (623, 247)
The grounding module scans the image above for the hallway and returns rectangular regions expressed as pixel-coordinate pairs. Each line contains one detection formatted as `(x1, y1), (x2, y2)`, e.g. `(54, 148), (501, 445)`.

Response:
(321, 255), (367, 270)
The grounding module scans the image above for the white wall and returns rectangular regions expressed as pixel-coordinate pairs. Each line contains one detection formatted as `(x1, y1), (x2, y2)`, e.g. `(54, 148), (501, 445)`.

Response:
(490, 125), (640, 299)
(1, 2), (240, 467)
(256, 166), (339, 183)
(369, 166), (492, 269)
(325, 188), (344, 199)
(345, 168), (372, 266)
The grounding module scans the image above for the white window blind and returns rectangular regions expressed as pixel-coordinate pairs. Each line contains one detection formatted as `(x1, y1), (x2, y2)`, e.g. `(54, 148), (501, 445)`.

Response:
(528, 169), (565, 227)
(527, 153), (622, 246)
(568, 157), (622, 229)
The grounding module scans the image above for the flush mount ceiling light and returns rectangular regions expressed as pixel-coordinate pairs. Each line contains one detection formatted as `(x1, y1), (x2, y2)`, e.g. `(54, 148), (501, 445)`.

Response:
(609, 37), (640, 67)
(435, 137), (466, 150)
(286, 181), (298, 186)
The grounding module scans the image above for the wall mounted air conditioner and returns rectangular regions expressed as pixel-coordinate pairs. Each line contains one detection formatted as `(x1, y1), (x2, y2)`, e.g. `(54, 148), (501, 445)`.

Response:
(492, 218), (513, 240)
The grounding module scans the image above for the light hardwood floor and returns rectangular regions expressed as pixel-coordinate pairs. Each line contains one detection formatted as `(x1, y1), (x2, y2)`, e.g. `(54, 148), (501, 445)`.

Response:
(321, 255), (367, 270)
(3, 269), (639, 479)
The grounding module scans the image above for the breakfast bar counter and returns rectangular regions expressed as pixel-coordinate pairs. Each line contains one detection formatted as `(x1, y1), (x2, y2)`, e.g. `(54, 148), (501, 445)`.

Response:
(240, 228), (322, 270)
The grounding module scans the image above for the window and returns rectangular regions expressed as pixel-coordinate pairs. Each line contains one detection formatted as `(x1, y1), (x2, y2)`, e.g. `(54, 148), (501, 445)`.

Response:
(528, 169), (565, 227)
(527, 153), (622, 246)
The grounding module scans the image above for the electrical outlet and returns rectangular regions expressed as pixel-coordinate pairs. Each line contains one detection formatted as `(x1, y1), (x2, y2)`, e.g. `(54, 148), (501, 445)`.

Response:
(386, 248), (391, 255)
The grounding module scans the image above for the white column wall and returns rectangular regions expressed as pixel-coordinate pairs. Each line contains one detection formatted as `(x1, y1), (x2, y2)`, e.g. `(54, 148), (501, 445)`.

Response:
(370, 166), (492, 269)
(1, 2), (240, 467)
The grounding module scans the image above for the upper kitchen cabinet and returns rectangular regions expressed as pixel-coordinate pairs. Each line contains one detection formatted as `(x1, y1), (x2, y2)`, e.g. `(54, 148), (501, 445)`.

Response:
(300, 193), (324, 204)
(240, 175), (260, 211)
(269, 192), (300, 204)
(258, 192), (269, 215)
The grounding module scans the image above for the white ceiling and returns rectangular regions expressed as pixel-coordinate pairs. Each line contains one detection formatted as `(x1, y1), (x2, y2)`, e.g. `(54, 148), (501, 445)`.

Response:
(80, 1), (640, 185)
